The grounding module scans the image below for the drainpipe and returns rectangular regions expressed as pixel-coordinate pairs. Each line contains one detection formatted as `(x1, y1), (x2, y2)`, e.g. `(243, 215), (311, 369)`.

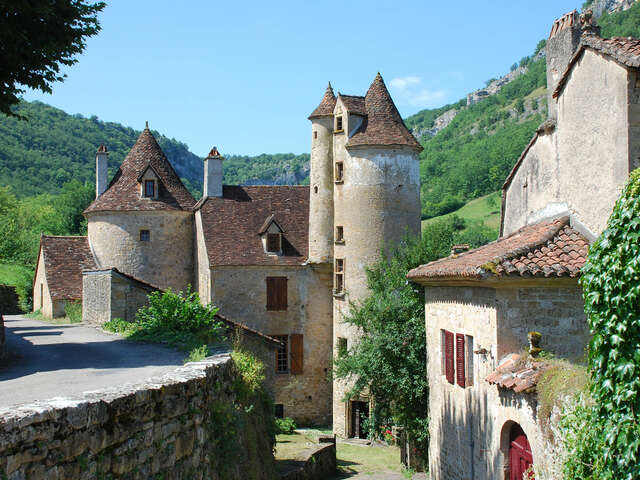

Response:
(468, 391), (475, 480)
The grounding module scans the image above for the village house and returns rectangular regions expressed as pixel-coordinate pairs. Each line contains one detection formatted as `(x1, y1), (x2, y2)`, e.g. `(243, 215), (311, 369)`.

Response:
(32, 74), (422, 433)
(408, 10), (640, 479)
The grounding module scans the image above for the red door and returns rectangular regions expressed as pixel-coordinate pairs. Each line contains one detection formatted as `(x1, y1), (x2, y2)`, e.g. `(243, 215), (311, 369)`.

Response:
(510, 425), (534, 480)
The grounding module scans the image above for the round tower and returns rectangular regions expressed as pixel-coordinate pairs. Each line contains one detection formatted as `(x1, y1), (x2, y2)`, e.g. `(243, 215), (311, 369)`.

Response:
(331, 73), (422, 437)
(308, 83), (336, 264)
(84, 127), (196, 292)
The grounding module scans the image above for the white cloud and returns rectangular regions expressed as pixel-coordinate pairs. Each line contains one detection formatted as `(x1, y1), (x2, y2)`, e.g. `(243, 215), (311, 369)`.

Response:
(389, 76), (447, 108)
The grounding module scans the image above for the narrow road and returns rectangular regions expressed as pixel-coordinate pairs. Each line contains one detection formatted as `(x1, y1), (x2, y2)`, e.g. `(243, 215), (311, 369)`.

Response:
(0, 315), (185, 407)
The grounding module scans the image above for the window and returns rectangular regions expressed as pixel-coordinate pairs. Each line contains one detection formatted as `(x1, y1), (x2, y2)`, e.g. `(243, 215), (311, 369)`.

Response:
(336, 116), (343, 131)
(465, 335), (474, 387)
(337, 337), (348, 356)
(275, 404), (284, 419)
(140, 230), (150, 242)
(335, 226), (344, 243)
(313, 131), (318, 139)
(314, 185), (318, 194)
(442, 330), (454, 385)
(456, 334), (466, 388)
(144, 180), (155, 197)
(273, 335), (289, 373)
(266, 233), (281, 253)
(266, 276), (287, 310)
(334, 258), (344, 294)
(335, 161), (344, 183)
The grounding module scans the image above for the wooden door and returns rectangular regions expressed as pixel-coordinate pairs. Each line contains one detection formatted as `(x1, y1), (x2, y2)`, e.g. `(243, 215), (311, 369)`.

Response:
(509, 425), (534, 480)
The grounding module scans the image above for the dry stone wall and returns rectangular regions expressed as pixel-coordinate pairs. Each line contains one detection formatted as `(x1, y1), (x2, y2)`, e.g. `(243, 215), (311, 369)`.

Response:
(0, 354), (275, 480)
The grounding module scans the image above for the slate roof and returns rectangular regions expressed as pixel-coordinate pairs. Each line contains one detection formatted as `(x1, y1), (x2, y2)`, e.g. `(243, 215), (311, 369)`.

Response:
(38, 236), (96, 301)
(485, 353), (553, 393)
(347, 74), (423, 151)
(338, 95), (366, 116)
(407, 216), (589, 282)
(308, 83), (337, 119)
(195, 186), (309, 266)
(84, 128), (196, 214)
(553, 35), (640, 98)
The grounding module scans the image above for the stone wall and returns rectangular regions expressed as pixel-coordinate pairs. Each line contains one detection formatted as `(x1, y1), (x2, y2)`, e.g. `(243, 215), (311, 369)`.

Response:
(0, 285), (21, 315)
(423, 282), (588, 479)
(0, 354), (276, 480)
(82, 269), (159, 324)
(210, 265), (333, 425)
(279, 437), (336, 480)
(87, 210), (194, 293)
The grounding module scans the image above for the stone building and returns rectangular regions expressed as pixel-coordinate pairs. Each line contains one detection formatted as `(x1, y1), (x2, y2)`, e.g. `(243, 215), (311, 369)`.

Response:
(408, 12), (640, 480)
(32, 74), (421, 431)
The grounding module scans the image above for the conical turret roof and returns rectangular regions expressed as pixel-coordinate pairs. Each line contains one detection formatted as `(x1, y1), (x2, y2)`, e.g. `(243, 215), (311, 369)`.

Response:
(85, 127), (196, 214)
(347, 73), (423, 151)
(308, 82), (337, 119)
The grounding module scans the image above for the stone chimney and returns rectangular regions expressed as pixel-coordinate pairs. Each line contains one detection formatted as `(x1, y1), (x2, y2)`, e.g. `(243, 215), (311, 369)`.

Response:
(96, 144), (108, 198)
(203, 146), (223, 198)
(546, 10), (597, 119)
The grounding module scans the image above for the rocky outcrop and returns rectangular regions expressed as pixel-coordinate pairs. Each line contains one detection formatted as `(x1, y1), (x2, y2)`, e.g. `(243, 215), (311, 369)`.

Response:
(0, 353), (276, 480)
(591, 0), (637, 18)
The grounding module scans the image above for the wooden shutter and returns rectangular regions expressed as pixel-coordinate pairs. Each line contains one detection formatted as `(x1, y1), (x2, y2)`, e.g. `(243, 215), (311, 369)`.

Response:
(444, 330), (454, 384)
(456, 333), (465, 388)
(290, 334), (303, 374)
(266, 277), (287, 310)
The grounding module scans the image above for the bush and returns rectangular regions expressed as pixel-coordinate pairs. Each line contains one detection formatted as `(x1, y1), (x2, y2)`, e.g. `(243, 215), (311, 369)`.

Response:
(103, 287), (224, 360)
(275, 417), (296, 434)
(64, 301), (82, 323)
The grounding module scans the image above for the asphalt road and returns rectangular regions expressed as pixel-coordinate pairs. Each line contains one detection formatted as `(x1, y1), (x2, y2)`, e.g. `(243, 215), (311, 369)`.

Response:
(0, 315), (185, 407)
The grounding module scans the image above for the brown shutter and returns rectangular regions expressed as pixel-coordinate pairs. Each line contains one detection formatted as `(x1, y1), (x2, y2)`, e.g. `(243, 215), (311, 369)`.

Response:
(266, 277), (276, 310)
(445, 330), (454, 385)
(290, 334), (303, 374)
(279, 277), (288, 310)
(456, 333), (465, 388)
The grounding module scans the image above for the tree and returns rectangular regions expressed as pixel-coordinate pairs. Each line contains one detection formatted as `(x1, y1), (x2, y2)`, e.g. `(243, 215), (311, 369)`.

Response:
(334, 220), (455, 460)
(0, 0), (105, 116)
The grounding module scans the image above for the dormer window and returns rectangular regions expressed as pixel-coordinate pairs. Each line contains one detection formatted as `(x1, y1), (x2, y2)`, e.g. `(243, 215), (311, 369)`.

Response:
(267, 233), (281, 253)
(144, 180), (155, 198)
(336, 116), (343, 132)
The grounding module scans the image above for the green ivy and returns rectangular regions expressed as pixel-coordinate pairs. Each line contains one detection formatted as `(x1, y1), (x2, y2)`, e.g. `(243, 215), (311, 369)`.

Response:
(569, 169), (640, 479)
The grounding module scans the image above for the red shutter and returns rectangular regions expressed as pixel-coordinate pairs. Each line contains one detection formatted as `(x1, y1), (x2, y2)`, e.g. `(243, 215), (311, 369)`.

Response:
(290, 334), (303, 374)
(456, 333), (465, 388)
(445, 330), (454, 384)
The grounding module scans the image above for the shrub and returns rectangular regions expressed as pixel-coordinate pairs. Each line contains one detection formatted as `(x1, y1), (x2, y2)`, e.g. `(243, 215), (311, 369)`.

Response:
(275, 417), (296, 435)
(64, 301), (82, 323)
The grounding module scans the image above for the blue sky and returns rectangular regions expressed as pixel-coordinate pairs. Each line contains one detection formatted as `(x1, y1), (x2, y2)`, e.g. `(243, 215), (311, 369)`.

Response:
(24, 0), (581, 156)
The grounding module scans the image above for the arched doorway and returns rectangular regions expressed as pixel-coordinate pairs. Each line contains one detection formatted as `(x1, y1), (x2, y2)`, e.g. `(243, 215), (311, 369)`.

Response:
(509, 424), (534, 480)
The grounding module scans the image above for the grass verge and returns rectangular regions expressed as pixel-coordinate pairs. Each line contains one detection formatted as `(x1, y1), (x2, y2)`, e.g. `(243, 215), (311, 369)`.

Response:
(422, 191), (501, 234)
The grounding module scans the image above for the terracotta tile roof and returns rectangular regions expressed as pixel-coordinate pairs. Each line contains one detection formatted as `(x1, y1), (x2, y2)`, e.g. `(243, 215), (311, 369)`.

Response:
(84, 128), (196, 214)
(39, 236), (96, 300)
(338, 95), (366, 115)
(485, 353), (553, 393)
(215, 312), (282, 347)
(553, 35), (640, 98)
(308, 83), (337, 119)
(347, 73), (423, 151)
(196, 186), (309, 266)
(407, 216), (589, 282)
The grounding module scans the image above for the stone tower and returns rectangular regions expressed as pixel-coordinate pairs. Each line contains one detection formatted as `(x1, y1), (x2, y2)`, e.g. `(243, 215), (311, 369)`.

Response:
(309, 74), (422, 437)
(308, 83), (336, 264)
(84, 126), (196, 292)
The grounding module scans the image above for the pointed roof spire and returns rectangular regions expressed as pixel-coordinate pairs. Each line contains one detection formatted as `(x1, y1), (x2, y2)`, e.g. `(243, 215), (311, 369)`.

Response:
(84, 128), (195, 214)
(206, 146), (222, 158)
(308, 82), (337, 119)
(346, 72), (422, 151)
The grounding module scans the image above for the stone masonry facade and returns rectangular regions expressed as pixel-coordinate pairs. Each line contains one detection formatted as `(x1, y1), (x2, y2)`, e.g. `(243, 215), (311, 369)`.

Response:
(0, 354), (275, 480)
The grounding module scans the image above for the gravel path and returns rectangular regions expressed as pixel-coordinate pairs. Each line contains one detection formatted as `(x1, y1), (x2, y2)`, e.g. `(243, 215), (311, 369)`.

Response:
(0, 315), (185, 407)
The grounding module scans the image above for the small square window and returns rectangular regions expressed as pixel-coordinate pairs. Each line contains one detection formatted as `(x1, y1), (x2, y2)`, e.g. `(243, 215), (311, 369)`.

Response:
(144, 180), (155, 198)
(266, 233), (281, 253)
(140, 230), (150, 242)
(337, 337), (348, 356)
(336, 116), (343, 131)
(313, 131), (318, 139)
(335, 162), (344, 183)
(275, 404), (284, 419)
(335, 226), (344, 243)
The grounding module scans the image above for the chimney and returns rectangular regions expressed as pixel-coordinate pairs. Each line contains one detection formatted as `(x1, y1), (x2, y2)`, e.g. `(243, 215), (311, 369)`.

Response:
(203, 146), (223, 198)
(96, 144), (108, 198)
(545, 10), (585, 119)
(450, 244), (470, 256)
